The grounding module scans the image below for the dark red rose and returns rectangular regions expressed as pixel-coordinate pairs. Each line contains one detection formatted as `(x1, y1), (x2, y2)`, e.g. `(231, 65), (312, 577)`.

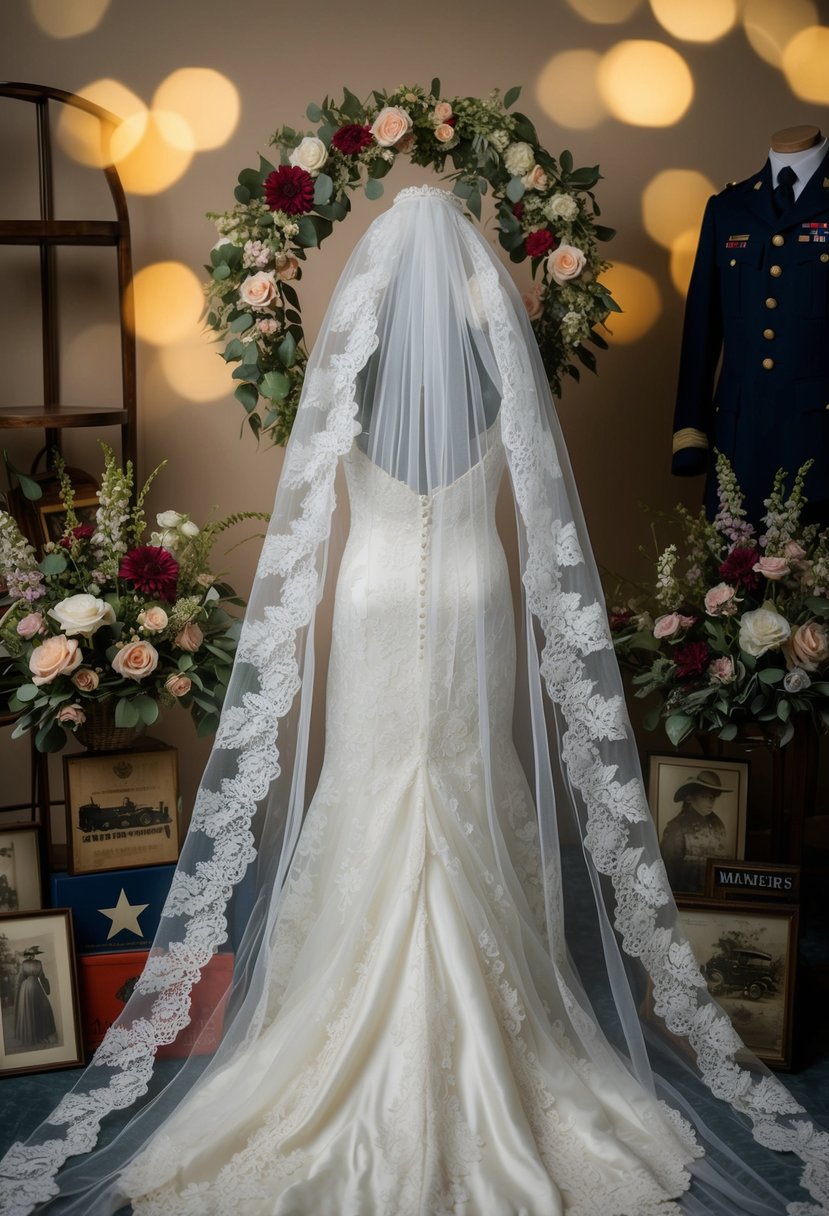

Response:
(673, 641), (711, 681)
(525, 229), (556, 258)
(264, 166), (315, 215)
(118, 545), (179, 602)
(609, 607), (633, 630)
(331, 124), (373, 156)
(59, 523), (95, 550)
(719, 545), (761, 590)
(512, 201), (525, 220)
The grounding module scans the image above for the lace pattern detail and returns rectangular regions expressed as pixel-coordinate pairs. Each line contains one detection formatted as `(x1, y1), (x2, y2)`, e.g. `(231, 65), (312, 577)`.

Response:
(393, 184), (465, 211)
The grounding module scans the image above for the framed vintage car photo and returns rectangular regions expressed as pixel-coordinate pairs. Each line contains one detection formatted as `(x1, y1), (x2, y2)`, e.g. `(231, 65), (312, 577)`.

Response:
(63, 745), (181, 876)
(0, 909), (84, 1077)
(647, 753), (749, 894)
(0, 826), (44, 912)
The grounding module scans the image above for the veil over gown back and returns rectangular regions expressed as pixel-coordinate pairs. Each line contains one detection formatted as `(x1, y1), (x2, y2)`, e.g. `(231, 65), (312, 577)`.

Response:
(1, 185), (828, 1216)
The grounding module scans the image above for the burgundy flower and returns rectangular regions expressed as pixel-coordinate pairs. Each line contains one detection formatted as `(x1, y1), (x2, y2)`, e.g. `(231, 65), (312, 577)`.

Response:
(118, 545), (179, 602)
(525, 229), (556, 258)
(331, 124), (373, 156)
(512, 201), (525, 220)
(719, 545), (761, 590)
(59, 523), (95, 550)
(264, 166), (315, 215)
(673, 641), (711, 681)
(609, 607), (633, 630)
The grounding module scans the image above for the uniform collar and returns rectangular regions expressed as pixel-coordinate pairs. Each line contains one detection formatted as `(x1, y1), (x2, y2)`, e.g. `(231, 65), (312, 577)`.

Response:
(768, 136), (828, 196)
(743, 143), (829, 229)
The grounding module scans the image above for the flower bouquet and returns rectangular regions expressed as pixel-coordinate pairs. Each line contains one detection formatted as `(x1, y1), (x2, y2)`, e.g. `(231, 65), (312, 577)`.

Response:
(0, 446), (268, 752)
(610, 454), (829, 747)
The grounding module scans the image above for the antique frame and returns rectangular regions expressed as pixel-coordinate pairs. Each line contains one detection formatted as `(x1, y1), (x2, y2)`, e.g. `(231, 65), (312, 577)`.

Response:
(0, 825), (43, 912)
(706, 858), (800, 903)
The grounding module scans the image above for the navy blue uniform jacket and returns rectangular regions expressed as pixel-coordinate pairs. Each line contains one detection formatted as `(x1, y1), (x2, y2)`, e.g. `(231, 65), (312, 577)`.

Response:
(671, 147), (829, 524)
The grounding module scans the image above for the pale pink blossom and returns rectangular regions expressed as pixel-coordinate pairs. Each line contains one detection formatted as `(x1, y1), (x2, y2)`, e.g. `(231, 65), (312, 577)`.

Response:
(57, 703), (86, 727)
(434, 101), (453, 123)
(175, 622), (203, 653)
(165, 673), (192, 697)
(784, 621), (829, 672)
(709, 656), (736, 684)
(522, 283), (545, 321)
(704, 583), (739, 617)
(370, 106), (412, 147)
(72, 667), (99, 692)
(16, 613), (45, 639)
(434, 123), (455, 143)
(111, 639), (159, 682)
(753, 555), (790, 581)
(653, 612), (695, 639)
(29, 635), (82, 686)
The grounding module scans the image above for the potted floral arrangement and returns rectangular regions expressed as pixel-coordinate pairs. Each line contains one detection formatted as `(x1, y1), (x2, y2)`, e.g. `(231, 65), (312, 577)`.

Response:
(0, 446), (268, 752)
(610, 454), (829, 747)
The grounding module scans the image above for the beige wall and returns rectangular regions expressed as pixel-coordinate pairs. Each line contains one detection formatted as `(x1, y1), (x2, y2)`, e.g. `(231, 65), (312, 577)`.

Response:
(1, 0), (826, 824)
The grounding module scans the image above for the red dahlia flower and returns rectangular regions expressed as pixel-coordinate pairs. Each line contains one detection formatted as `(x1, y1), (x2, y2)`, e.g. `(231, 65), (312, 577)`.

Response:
(673, 641), (711, 681)
(525, 229), (556, 258)
(118, 545), (179, 602)
(331, 124), (373, 156)
(512, 201), (525, 220)
(59, 523), (95, 550)
(264, 166), (315, 215)
(719, 545), (761, 590)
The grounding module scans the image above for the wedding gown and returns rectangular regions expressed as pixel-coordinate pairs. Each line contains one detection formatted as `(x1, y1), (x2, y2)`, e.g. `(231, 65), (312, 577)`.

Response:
(119, 412), (701, 1215)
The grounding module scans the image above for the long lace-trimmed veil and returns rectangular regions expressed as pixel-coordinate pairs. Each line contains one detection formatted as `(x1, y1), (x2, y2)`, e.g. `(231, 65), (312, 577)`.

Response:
(0, 184), (827, 1216)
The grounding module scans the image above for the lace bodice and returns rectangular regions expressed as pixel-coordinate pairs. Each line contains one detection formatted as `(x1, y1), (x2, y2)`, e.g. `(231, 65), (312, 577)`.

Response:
(392, 184), (465, 211)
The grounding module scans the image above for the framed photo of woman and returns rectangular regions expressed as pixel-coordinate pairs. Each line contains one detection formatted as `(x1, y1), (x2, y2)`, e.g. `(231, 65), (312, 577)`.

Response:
(0, 826), (44, 912)
(0, 909), (83, 1077)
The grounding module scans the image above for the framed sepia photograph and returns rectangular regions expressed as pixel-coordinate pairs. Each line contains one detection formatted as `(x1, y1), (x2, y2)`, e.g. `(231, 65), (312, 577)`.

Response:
(0, 826), (43, 912)
(647, 753), (749, 894)
(707, 859), (800, 903)
(0, 909), (83, 1077)
(63, 745), (180, 876)
(676, 897), (799, 1070)
(36, 493), (99, 547)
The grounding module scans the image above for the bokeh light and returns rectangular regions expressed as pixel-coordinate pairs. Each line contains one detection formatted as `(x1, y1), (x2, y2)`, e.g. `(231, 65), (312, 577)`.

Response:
(649, 0), (738, 42)
(158, 340), (235, 402)
(30, 0), (109, 37)
(597, 41), (694, 127)
(153, 68), (240, 152)
(110, 110), (195, 194)
(56, 78), (145, 168)
(536, 51), (607, 130)
(597, 263), (662, 344)
(742, 0), (817, 69)
(642, 169), (715, 249)
(128, 262), (203, 346)
(782, 26), (829, 104)
(565, 0), (643, 23)
(670, 229), (701, 296)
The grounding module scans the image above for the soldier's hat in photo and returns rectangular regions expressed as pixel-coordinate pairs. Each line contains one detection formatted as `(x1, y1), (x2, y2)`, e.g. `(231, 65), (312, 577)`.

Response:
(674, 768), (733, 802)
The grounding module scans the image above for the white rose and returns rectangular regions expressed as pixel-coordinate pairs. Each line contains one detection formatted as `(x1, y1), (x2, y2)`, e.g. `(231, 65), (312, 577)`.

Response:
(48, 593), (115, 638)
(738, 603), (791, 657)
(504, 141), (535, 177)
(238, 271), (278, 310)
(288, 136), (327, 177)
(156, 510), (185, 528)
(545, 193), (578, 222)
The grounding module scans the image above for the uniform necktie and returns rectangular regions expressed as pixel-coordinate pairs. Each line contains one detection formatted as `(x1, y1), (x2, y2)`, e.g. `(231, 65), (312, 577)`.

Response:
(773, 165), (797, 215)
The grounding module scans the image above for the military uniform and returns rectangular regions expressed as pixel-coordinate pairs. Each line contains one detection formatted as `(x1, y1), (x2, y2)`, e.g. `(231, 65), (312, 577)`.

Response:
(671, 143), (829, 525)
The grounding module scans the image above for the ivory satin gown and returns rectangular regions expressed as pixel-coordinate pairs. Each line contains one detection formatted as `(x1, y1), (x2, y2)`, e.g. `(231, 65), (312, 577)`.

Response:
(121, 416), (701, 1215)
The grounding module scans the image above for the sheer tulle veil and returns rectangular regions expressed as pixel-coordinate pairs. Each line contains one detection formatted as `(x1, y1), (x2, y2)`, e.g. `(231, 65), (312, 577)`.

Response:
(1, 184), (827, 1215)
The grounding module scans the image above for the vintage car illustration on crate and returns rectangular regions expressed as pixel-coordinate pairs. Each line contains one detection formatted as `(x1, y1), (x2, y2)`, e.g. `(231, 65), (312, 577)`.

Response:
(77, 796), (172, 835)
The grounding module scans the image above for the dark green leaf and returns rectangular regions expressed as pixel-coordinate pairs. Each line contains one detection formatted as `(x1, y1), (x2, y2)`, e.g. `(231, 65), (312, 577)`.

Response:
(306, 102), (323, 122)
(466, 189), (482, 220)
(233, 185), (250, 205)
(560, 150), (573, 174)
(230, 313), (253, 333)
(281, 283), (300, 309)
(665, 713), (694, 746)
(430, 77), (441, 98)
(238, 167), (264, 198)
(277, 332), (297, 368)
(313, 173), (333, 205)
(504, 85), (521, 109)
(212, 263), (231, 281)
(234, 383), (259, 413)
(594, 225), (616, 242)
(718, 723), (738, 741)
(294, 216), (319, 248)
(261, 370), (290, 401)
(223, 338), (244, 362)
(511, 113), (538, 144)
(115, 698), (140, 728)
(758, 667), (785, 684)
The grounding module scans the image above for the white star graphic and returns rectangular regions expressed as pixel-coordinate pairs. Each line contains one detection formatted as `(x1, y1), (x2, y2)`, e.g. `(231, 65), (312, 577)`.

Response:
(97, 888), (150, 941)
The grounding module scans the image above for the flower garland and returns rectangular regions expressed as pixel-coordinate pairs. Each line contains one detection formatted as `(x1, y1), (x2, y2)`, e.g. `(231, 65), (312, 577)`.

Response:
(206, 80), (619, 447)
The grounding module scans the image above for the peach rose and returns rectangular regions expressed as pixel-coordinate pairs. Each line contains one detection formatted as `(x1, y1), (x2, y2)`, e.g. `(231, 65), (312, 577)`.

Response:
(785, 621), (829, 672)
(274, 252), (300, 281)
(165, 673), (192, 698)
(704, 582), (739, 617)
(28, 635), (83, 686)
(175, 622), (203, 653)
(238, 271), (278, 310)
(138, 606), (168, 633)
(434, 101), (453, 123)
(653, 612), (695, 639)
(72, 667), (99, 692)
(111, 639), (159, 682)
(753, 555), (790, 581)
(57, 703), (86, 727)
(434, 124), (455, 143)
(522, 284), (545, 321)
(16, 613), (45, 639)
(522, 165), (548, 192)
(370, 106), (412, 147)
(546, 243), (587, 286)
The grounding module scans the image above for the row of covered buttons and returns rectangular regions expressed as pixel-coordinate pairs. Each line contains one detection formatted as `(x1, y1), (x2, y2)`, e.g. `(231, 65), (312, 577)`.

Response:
(417, 494), (431, 658)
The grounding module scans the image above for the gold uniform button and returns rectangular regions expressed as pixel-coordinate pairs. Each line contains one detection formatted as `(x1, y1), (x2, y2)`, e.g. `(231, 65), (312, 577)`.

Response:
(822, 254), (829, 263)
(770, 264), (782, 277)
(765, 297), (778, 309)
(762, 357), (775, 370)
(772, 234), (784, 247)
(763, 328), (775, 339)
(729, 258), (736, 267)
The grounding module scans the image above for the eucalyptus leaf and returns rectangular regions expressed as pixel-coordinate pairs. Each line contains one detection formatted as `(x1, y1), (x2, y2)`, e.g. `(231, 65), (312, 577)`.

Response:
(261, 370), (290, 402)
(230, 313), (253, 333)
(718, 723), (738, 741)
(278, 332), (297, 368)
(15, 684), (40, 703)
(506, 176), (525, 203)
(313, 173), (333, 205)
(115, 697), (140, 728)
(665, 712), (694, 746)
(38, 552), (67, 576)
(234, 383), (259, 414)
(365, 178), (384, 200)
(758, 667), (785, 684)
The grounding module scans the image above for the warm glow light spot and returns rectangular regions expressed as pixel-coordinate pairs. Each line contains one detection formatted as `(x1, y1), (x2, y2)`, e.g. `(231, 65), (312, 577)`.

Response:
(742, 0), (817, 68)
(782, 26), (829, 103)
(129, 263), (203, 346)
(56, 78), (145, 168)
(565, 0), (643, 23)
(536, 51), (607, 130)
(65, 323), (122, 391)
(110, 110), (195, 194)
(670, 229), (701, 295)
(642, 169), (715, 249)
(158, 339), (235, 402)
(650, 0), (737, 42)
(597, 262), (662, 344)
(153, 68), (240, 152)
(597, 41), (694, 127)
(30, 0), (109, 37)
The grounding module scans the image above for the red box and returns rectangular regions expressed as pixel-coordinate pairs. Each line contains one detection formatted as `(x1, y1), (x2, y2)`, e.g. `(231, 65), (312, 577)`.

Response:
(77, 950), (234, 1059)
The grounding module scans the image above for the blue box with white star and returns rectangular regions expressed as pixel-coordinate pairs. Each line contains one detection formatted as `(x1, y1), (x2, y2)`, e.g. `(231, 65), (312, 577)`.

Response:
(49, 865), (176, 954)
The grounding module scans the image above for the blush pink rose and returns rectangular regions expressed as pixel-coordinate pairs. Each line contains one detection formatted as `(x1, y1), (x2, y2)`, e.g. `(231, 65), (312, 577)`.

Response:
(137, 606), (168, 633)
(165, 673), (192, 697)
(434, 101), (453, 123)
(704, 582), (739, 616)
(274, 253), (299, 281)
(546, 243), (587, 286)
(238, 272), (277, 310)
(370, 106), (412, 147)
(28, 635), (83, 686)
(57, 703), (86, 727)
(785, 621), (829, 672)
(653, 612), (695, 640)
(434, 123), (455, 143)
(522, 284), (545, 321)
(753, 555), (790, 580)
(784, 540), (806, 562)
(709, 656), (736, 684)
(16, 613), (45, 639)
(175, 622), (203, 652)
(111, 639), (159, 682)
(522, 164), (548, 192)
(72, 667), (99, 692)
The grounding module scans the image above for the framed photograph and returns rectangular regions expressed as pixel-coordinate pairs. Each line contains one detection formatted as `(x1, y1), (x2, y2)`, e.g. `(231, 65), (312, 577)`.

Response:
(63, 745), (180, 876)
(707, 859), (800, 903)
(676, 897), (799, 1070)
(0, 826), (43, 912)
(0, 909), (83, 1077)
(37, 493), (99, 547)
(647, 753), (749, 894)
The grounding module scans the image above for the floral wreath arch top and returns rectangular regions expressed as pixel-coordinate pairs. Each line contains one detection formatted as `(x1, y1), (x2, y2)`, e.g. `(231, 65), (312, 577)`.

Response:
(206, 81), (619, 446)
